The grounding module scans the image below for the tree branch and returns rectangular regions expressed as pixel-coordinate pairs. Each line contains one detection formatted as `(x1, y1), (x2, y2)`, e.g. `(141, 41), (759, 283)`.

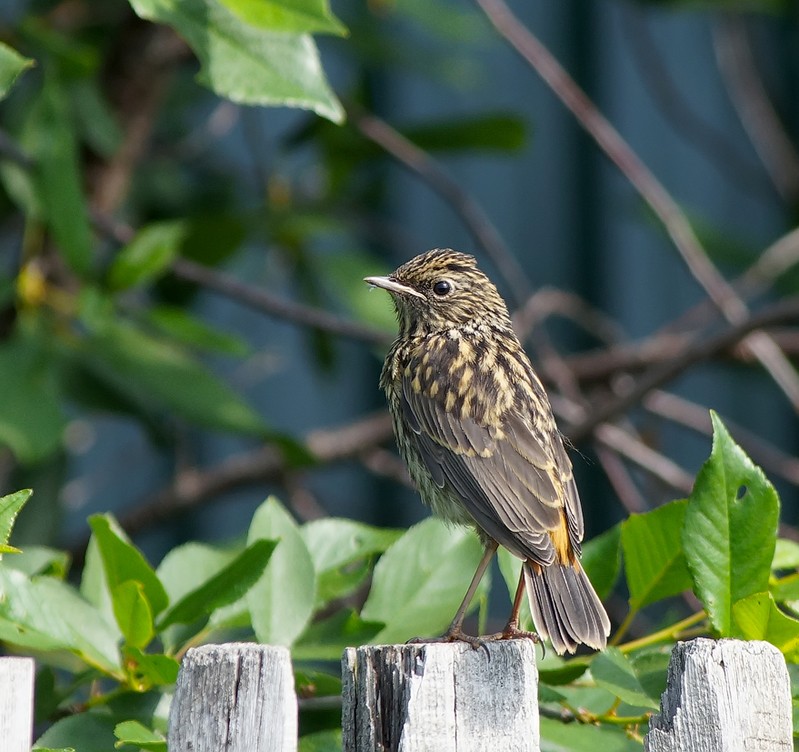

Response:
(474, 0), (799, 410)
(350, 106), (532, 306)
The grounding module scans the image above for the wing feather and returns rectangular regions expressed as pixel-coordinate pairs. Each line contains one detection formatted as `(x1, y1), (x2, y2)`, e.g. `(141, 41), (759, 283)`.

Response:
(400, 349), (580, 565)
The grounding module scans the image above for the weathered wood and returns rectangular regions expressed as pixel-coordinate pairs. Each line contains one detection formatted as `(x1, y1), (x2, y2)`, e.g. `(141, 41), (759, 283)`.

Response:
(645, 638), (792, 752)
(342, 641), (539, 752)
(168, 643), (297, 752)
(0, 657), (34, 752)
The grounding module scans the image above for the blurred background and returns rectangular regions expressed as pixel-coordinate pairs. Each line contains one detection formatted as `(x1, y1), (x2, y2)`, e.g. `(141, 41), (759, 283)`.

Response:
(1, 0), (798, 631)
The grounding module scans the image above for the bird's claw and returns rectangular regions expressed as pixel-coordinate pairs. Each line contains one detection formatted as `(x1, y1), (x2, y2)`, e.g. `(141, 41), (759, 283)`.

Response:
(406, 627), (492, 660)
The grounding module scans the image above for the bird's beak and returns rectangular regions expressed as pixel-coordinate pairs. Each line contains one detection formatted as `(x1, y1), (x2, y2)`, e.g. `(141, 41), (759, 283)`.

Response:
(363, 275), (425, 299)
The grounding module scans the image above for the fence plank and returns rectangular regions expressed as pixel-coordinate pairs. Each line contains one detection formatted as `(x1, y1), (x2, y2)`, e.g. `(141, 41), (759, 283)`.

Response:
(342, 640), (539, 752)
(645, 638), (792, 752)
(0, 657), (34, 752)
(168, 643), (297, 752)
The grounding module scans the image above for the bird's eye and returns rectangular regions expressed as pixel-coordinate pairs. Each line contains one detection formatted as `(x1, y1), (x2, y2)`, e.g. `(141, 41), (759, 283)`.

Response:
(433, 280), (452, 296)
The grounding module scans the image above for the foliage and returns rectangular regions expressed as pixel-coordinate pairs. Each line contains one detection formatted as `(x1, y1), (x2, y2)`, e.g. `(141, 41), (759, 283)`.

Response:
(0, 416), (793, 748)
(1, 0), (799, 748)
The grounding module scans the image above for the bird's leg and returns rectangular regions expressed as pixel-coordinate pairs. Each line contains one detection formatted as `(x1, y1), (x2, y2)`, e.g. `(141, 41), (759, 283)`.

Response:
(408, 540), (498, 649)
(443, 540), (498, 640)
(494, 568), (540, 644)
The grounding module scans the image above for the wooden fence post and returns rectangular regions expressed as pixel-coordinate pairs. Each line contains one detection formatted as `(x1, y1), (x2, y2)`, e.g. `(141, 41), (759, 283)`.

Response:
(645, 638), (792, 752)
(0, 657), (34, 752)
(342, 640), (539, 752)
(168, 643), (297, 752)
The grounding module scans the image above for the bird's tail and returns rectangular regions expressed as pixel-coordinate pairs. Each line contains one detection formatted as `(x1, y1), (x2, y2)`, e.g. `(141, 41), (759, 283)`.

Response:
(523, 560), (610, 655)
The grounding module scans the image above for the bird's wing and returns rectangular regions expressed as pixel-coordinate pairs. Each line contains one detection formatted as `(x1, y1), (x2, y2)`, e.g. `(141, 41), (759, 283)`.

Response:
(400, 356), (583, 565)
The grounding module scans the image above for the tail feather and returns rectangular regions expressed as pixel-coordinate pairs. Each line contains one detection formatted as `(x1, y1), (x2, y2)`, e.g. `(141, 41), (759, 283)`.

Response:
(524, 561), (610, 655)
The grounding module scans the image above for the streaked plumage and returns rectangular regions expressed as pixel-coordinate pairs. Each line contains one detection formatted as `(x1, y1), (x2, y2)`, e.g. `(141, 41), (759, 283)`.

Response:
(365, 249), (609, 654)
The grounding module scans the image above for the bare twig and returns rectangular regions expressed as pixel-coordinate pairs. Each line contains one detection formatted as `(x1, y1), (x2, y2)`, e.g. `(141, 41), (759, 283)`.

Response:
(569, 296), (799, 443)
(713, 16), (799, 204)
(68, 411), (395, 560)
(474, 0), (799, 410)
(594, 444), (647, 514)
(644, 390), (799, 486)
(595, 423), (694, 495)
(350, 107), (531, 306)
(171, 257), (391, 347)
(622, 8), (769, 193)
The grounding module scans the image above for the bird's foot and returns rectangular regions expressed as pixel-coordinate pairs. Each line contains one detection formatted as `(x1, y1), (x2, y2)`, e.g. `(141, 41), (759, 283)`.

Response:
(480, 622), (545, 658)
(407, 626), (491, 658)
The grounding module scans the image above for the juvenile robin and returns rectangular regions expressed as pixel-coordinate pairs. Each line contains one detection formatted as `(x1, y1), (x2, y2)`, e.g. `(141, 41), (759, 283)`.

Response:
(365, 248), (609, 654)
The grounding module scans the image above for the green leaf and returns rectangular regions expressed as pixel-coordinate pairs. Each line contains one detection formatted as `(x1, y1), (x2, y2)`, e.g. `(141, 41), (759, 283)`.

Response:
(0, 489), (32, 554)
(0, 568), (121, 673)
(683, 412), (780, 636)
(733, 591), (799, 661)
(3, 544), (70, 577)
(35, 714), (117, 752)
(590, 647), (660, 710)
(581, 523), (622, 601)
(404, 113), (527, 153)
(28, 70), (93, 275)
(89, 515), (170, 617)
(622, 499), (692, 610)
(157, 539), (276, 629)
(538, 659), (590, 686)
(298, 729), (342, 752)
(114, 720), (167, 751)
(0, 42), (34, 100)
(293, 608), (384, 661)
(218, 0), (345, 35)
(112, 581), (154, 649)
(79, 315), (267, 435)
(361, 518), (487, 644)
(145, 306), (249, 356)
(0, 338), (65, 464)
(70, 78), (123, 158)
(247, 497), (316, 645)
(630, 647), (671, 705)
(300, 518), (402, 606)
(322, 253), (397, 334)
(773, 538), (799, 571)
(157, 542), (237, 602)
(123, 647), (180, 689)
(128, 0), (343, 122)
(108, 221), (186, 290)
(539, 716), (642, 751)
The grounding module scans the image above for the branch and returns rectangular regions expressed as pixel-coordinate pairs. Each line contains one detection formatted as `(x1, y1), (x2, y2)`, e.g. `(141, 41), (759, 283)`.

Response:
(350, 106), (532, 306)
(713, 16), (799, 205)
(568, 297), (799, 443)
(171, 258), (391, 347)
(67, 411), (394, 561)
(622, 8), (769, 194)
(474, 0), (799, 411)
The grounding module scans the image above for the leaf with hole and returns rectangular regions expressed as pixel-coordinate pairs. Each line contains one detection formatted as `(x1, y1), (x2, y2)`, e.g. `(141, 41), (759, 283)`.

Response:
(683, 412), (779, 636)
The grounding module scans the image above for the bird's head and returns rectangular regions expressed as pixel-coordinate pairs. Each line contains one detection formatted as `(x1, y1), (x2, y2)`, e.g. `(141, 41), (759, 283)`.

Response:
(364, 249), (512, 337)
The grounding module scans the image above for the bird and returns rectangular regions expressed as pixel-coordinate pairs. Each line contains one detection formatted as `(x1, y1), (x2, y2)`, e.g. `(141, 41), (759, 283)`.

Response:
(364, 248), (610, 655)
